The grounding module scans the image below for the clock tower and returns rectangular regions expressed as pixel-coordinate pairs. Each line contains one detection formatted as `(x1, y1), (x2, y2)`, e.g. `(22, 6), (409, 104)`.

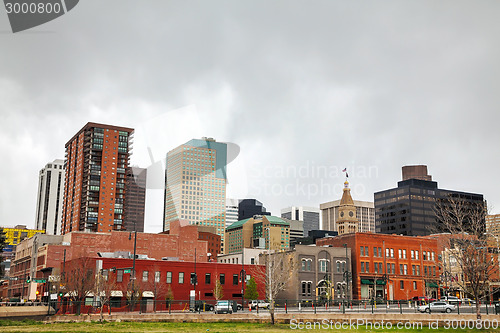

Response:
(336, 180), (359, 235)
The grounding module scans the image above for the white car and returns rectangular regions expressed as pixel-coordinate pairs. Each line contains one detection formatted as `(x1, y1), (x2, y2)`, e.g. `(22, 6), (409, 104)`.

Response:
(440, 296), (460, 304)
(214, 300), (232, 314)
(250, 300), (270, 309)
(418, 301), (456, 313)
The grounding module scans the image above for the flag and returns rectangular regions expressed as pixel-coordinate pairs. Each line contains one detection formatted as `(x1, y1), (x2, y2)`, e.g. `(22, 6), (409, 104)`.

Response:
(342, 168), (347, 172)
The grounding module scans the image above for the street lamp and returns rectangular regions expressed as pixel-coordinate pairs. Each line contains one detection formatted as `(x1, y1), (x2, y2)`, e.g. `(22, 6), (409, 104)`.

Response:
(128, 222), (137, 311)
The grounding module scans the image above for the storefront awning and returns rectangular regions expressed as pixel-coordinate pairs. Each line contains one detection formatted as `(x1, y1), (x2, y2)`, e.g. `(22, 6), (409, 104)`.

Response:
(361, 279), (374, 285)
(111, 290), (123, 297)
(142, 291), (154, 298)
(426, 282), (439, 288)
(376, 280), (386, 285)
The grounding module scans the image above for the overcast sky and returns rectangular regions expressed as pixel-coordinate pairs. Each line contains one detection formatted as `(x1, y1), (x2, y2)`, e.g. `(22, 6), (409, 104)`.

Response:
(1, 1), (499, 233)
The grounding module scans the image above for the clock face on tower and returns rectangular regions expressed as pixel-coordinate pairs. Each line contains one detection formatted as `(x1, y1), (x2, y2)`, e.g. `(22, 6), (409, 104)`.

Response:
(340, 212), (344, 217)
(349, 211), (354, 217)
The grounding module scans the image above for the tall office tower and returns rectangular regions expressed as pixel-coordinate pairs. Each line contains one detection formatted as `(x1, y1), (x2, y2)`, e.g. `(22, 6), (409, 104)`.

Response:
(123, 167), (147, 232)
(320, 200), (375, 233)
(238, 199), (270, 220)
(281, 206), (319, 237)
(225, 198), (239, 228)
(61, 122), (134, 234)
(35, 159), (65, 235)
(375, 165), (484, 236)
(163, 138), (227, 249)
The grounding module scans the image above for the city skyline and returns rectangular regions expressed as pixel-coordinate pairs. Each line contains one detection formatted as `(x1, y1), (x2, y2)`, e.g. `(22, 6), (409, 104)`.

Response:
(1, 2), (500, 233)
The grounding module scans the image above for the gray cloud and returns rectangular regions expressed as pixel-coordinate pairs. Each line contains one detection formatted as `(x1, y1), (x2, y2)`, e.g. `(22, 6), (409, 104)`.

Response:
(1, 1), (499, 232)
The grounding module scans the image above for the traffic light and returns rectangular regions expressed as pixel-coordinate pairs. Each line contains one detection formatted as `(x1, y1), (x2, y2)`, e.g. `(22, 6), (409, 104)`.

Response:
(190, 273), (197, 285)
(58, 292), (63, 297)
(26, 275), (31, 283)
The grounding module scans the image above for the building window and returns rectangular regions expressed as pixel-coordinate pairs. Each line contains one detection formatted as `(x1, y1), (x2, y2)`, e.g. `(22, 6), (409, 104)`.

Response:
(319, 260), (328, 273)
(404, 264), (408, 275)
(387, 263), (391, 274)
(416, 265), (420, 275)
(361, 262), (365, 273)
(386, 248), (390, 257)
(400, 281), (404, 289)
(233, 274), (238, 285)
(155, 271), (160, 283)
(205, 273), (211, 284)
(117, 270), (123, 283)
(391, 263), (395, 274)
(390, 249), (394, 258)
(179, 272), (184, 284)
(415, 250), (419, 260)
(366, 262), (369, 273)
(360, 246), (364, 256)
(413, 281), (417, 290)
(337, 261), (341, 273)
(220, 274), (225, 285)
(142, 271), (148, 282)
(411, 250), (415, 259)
(365, 246), (369, 256)
(398, 249), (402, 259)
(412, 265), (416, 275)
(378, 247), (382, 257)
(374, 263), (378, 273)
(373, 247), (378, 257)
(250, 258), (255, 264)
(403, 249), (407, 259)
(166, 271), (172, 284)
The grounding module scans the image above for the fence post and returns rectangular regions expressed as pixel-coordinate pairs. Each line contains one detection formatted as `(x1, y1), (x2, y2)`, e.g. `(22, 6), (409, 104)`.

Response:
(457, 301), (460, 315)
(314, 301), (317, 314)
(486, 302), (489, 315)
(399, 300), (402, 314)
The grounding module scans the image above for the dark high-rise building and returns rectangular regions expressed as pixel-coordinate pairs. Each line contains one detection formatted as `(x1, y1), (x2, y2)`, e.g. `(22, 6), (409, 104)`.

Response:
(238, 199), (270, 220)
(281, 206), (320, 237)
(123, 167), (147, 232)
(61, 122), (134, 234)
(375, 165), (484, 236)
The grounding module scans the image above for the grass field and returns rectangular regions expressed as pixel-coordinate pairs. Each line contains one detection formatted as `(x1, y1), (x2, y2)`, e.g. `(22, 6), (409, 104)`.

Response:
(0, 320), (498, 333)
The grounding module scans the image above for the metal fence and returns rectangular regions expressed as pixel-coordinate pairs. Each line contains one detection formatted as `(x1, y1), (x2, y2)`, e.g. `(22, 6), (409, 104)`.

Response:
(4, 299), (498, 316)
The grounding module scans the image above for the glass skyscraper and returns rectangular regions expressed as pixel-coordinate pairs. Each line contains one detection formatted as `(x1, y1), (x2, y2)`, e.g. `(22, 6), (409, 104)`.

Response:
(163, 137), (227, 249)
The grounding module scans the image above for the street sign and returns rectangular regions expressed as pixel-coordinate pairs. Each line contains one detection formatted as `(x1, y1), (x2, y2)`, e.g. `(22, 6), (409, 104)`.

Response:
(48, 275), (60, 282)
(124, 269), (131, 274)
(8, 277), (18, 281)
(33, 278), (46, 283)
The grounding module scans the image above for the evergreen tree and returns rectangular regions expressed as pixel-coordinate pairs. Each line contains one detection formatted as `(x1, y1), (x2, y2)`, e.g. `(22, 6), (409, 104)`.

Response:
(244, 276), (259, 300)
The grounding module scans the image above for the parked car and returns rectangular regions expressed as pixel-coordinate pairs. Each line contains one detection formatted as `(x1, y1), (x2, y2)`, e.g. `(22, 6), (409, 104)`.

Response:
(461, 298), (476, 305)
(191, 300), (214, 312)
(249, 300), (270, 310)
(215, 300), (232, 314)
(440, 296), (460, 304)
(418, 301), (456, 313)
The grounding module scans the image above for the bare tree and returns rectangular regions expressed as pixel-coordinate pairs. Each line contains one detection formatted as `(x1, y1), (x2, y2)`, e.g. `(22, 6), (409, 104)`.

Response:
(252, 251), (297, 325)
(63, 257), (96, 315)
(434, 195), (499, 319)
(93, 270), (118, 321)
(213, 274), (224, 301)
(144, 269), (170, 312)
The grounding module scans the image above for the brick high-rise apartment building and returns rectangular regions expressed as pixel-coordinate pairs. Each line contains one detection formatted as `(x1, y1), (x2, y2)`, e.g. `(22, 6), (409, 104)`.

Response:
(61, 122), (134, 234)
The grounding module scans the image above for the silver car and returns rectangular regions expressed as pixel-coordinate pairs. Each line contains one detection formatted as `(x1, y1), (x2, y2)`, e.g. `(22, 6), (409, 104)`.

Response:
(214, 300), (232, 314)
(418, 301), (456, 313)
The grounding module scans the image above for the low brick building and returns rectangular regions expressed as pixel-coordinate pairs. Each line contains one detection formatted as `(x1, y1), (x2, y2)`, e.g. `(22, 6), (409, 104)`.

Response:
(8, 220), (211, 300)
(317, 233), (439, 301)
